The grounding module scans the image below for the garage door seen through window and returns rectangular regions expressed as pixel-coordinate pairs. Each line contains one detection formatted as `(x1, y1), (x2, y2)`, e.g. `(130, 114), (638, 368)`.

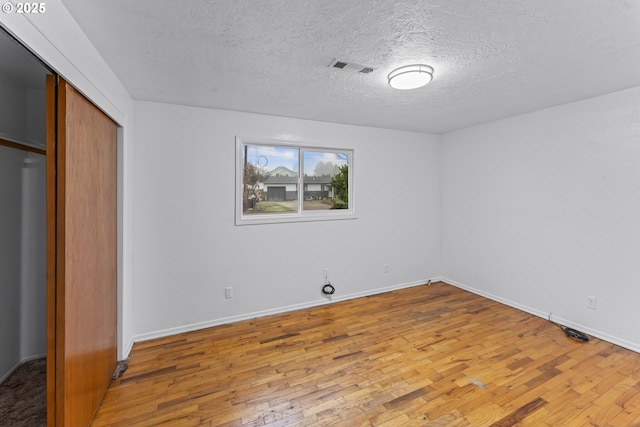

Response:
(237, 138), (354, 225)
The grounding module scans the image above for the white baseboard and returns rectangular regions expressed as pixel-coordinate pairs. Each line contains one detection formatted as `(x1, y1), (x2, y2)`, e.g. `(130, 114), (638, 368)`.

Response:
(442, 277), (640, 354)
(120, 339), (135, 361)
(131, 278), (441, 346)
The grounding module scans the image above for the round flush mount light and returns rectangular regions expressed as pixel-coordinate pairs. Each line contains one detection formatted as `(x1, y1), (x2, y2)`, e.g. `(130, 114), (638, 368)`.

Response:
(388, 64), (434, 90)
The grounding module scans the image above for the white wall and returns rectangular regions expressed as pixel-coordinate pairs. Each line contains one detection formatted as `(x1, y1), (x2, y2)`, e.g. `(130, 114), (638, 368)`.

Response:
(0, 73), (45, 149)
(20, 154), (46, 358)
(0, 149), (45, 382)
(132, 101), (441, 340)
(0, 146), (25, 380)
(25, 88), (46, 147)
(0, 72), (27, 143)
(441, 86), (640, 351)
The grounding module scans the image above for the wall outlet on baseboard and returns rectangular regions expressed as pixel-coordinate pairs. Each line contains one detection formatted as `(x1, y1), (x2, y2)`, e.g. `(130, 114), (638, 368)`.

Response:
(586, 295), (597, 310)
(225, 287), (233, 299)
(384, 264), (389, 273)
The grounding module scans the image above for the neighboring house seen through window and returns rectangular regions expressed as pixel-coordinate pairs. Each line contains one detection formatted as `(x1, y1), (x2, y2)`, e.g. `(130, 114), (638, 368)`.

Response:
(236, 138), (354, 225)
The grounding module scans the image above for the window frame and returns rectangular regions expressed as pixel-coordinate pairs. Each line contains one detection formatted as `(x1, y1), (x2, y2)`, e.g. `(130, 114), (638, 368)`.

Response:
(235, 137), (356, 225)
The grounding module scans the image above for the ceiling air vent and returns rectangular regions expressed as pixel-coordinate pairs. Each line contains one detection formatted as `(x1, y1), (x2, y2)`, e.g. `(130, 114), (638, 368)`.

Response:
(328, 58), (376, 74)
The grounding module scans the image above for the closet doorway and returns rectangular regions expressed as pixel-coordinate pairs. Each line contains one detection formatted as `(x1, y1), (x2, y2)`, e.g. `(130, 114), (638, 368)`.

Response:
(0, 27), (119, 427)
(0, 28), (49, 426)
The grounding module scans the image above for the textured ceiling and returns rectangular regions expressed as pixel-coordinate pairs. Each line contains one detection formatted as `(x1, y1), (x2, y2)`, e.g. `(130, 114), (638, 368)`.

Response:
(60, 0), (640, 134)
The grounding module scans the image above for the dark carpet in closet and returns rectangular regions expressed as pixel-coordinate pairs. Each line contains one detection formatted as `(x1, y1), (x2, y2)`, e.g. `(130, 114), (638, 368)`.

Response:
(0, 358), (46, 427)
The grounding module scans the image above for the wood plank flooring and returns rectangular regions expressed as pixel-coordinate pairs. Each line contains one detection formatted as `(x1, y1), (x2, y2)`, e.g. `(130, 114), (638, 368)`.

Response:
(90, 282), (640, 426)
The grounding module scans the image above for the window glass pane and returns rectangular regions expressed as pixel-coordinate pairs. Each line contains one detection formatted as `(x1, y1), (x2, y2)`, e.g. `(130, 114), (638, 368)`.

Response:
(303, 150), (349, 211)
(242, 144), (299, 215)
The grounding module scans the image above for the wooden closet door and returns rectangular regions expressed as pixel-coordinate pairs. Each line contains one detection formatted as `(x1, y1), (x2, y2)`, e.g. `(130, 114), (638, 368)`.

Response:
(46, 76), (118, 427)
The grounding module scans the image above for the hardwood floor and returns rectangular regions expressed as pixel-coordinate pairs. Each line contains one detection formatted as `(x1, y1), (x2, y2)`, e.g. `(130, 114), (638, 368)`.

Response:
(91, 282), (640, 426)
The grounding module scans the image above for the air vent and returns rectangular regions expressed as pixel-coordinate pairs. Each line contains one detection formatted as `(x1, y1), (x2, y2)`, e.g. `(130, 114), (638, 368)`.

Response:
(328, 58), (376, 74)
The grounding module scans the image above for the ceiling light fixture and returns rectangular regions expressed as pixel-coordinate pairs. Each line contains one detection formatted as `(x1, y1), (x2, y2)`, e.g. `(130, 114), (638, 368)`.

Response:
(388, 64), (434, 90)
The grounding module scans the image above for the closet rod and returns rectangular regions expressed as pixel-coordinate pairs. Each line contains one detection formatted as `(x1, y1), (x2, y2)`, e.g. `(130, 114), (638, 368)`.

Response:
(0, 137), (46, 156)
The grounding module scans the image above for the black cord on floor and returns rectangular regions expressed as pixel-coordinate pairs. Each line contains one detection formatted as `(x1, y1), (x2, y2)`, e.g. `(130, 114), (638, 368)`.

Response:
(548, 313), (590, 342)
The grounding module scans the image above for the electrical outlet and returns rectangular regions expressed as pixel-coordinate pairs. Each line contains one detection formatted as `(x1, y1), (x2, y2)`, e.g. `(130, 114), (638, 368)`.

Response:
(384, 264), (389, 273)
(225, 287), (233, 299)
(586, 295), (597, 310)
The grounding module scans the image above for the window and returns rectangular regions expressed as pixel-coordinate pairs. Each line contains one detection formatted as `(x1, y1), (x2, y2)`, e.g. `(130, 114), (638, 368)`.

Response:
(236, 138), (354, 225)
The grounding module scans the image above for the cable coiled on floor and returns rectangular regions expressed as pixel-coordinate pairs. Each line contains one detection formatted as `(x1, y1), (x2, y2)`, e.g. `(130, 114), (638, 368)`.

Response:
(548, 313), (590, 342)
